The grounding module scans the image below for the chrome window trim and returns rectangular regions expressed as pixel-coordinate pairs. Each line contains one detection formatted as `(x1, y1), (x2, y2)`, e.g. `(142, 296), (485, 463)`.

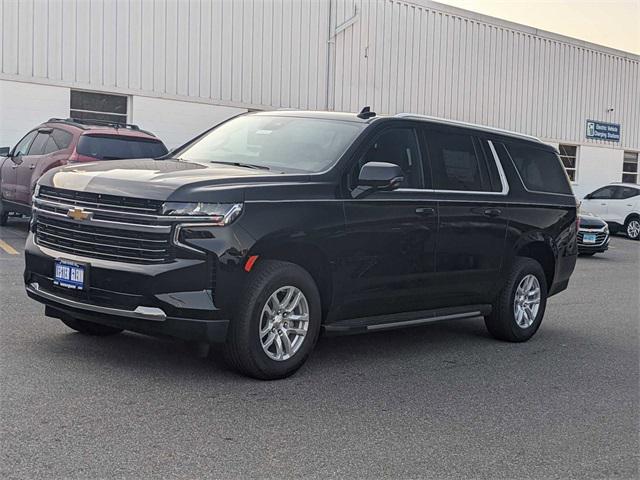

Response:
(395, 113), (543, 143)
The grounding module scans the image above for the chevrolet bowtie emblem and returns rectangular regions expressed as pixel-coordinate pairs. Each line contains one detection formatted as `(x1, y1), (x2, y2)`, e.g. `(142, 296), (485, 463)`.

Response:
(66, 207), (93, 221)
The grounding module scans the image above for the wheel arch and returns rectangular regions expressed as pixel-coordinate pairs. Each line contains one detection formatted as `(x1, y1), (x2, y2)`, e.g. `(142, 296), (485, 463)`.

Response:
(514, 240), (556, 289)
(250, 241), (334, 321)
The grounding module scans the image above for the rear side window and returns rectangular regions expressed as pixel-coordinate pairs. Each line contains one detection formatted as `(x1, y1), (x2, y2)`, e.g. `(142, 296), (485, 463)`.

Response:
(43, 129), (73, 154)
(424, 130), (491, 192)
(503, 143), (573, 195)
(617, 187), (639, 199)
(77, 135), (168, 160)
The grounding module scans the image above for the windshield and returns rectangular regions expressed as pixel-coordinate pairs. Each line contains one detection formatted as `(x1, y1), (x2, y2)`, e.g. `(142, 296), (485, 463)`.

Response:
(177, 115), (365, 173)
(77, 135), (168, 160)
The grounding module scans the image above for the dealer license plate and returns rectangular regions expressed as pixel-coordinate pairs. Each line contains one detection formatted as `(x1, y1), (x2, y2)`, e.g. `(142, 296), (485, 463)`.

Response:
(54, 260), (86, 290)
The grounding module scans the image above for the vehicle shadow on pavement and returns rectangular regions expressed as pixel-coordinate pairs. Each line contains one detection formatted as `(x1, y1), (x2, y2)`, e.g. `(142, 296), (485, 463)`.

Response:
(32, 315), (570, 382)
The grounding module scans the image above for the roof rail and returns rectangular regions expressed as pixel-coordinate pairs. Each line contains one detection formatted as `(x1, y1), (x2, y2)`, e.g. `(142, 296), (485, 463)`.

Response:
(46, 117), (153, 135)
(394, 113), (542, 143)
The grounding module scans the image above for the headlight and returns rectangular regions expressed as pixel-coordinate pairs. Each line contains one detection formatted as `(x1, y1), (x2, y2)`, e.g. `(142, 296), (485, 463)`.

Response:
(161, 202), (243, 225)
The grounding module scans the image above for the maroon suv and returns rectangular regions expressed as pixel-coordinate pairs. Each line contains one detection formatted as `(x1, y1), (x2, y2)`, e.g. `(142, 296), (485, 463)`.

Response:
(0, 118), (168, 225)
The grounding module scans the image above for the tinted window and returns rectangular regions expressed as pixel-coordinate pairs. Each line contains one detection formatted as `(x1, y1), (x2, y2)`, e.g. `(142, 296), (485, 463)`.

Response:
(77, 135), (168, 160)
(13, 131), (37, 156)
(180, 115), (364, 173)
(28, 132), (50, 155)
(43, 129), (73, 154)
(617, 187), (639, 199)
(349, 127), (422, 189)
(589, 186), (616, 200)
(425, 130), (489, 191)
(504, 143), (573, 195)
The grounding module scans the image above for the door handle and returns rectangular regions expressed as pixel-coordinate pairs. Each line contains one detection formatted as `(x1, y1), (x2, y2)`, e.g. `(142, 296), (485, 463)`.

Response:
(29, 164), (36, 170)
(11, 164), (18, 169)
(483, 208), (502, 217)
(415, 207), (435, 216)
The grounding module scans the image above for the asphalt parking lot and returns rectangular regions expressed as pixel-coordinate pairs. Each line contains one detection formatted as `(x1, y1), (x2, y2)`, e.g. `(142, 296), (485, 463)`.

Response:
(1, 217), (638, 480)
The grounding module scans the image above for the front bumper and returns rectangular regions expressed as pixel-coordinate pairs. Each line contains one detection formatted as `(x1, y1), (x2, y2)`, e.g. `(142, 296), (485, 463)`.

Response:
(24, 234), (231, 343)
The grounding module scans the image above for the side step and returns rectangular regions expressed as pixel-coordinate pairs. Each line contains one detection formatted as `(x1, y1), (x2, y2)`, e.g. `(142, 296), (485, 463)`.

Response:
(323, 304), (491, 336)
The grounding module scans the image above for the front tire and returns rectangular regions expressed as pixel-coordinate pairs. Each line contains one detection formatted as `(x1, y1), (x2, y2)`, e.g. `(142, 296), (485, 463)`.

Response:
(60, 318), (123, 336)
(224, 260), (321, 380)
(625, 217), (640, 240)
(485, 257), (548, 342)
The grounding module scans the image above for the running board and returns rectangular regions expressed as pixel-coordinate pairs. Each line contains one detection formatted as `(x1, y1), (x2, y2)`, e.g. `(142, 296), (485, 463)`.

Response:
(323, 304), (491, 336)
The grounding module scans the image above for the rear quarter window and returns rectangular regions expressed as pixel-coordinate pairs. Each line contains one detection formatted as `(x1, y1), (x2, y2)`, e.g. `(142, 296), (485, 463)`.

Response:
(77, 135), (168, 160)
(500, 142), (573, 195)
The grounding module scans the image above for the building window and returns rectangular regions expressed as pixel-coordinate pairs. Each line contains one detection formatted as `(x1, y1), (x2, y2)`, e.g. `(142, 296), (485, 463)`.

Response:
(622, 151), (638, 184)
(558, 144), (578, 182)
(70, 90), (128, 124)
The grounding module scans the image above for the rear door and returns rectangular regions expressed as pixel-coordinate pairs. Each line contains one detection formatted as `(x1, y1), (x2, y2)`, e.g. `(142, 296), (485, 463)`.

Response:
(421, 125), (509, 307)
(336, 124), (439, 320)
(608, 186), (639, 224)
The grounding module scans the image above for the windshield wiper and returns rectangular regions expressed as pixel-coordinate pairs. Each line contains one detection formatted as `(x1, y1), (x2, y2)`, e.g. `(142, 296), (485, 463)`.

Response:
(207, 160), (270, 171)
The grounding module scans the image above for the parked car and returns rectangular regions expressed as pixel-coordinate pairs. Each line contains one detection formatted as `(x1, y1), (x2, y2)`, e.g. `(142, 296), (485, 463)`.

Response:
(580, 183), (640, 240)
(24, 109), (578, 379)
(577, 214), (609, 256)
(0, 118), (168, 225)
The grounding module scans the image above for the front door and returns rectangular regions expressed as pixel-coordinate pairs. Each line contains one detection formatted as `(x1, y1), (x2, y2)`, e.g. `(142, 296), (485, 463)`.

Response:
(1, 130), (37, 203)
(421, 126), (509, 307)
(335, 125), (438, 320)
(582, 186), (616, 220)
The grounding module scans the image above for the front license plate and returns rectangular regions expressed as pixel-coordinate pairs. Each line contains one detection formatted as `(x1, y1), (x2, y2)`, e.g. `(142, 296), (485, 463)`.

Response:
(583, 233), (597, 244)
(54, 260), (86, 290)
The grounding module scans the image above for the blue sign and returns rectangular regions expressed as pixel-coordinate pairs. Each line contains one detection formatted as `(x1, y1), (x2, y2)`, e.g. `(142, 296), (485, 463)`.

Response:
(586, 120), (620, 142)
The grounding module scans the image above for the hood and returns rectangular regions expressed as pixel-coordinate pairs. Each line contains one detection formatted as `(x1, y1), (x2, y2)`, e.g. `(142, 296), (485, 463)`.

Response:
(40, 158), (309, 202)
(579, 213), (607, 228)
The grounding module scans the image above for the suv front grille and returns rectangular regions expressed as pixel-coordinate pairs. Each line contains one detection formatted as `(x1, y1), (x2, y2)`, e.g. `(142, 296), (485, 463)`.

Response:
(35, 213), (172, 264)
(38, 186), (164, 216)
(577, 231), (608, 245)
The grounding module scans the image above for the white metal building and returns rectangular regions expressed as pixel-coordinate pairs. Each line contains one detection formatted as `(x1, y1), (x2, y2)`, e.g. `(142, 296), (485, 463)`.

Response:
(1, 0), (638, 197)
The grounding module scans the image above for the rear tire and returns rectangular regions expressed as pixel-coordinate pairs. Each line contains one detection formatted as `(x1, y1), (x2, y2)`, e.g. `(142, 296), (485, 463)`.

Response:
(224, 260), (321, 380)
(625, 217), (640, 240)
(60, 318), (123, 336)
(0, 199), (9, 226)
(485, 257), (548, 342)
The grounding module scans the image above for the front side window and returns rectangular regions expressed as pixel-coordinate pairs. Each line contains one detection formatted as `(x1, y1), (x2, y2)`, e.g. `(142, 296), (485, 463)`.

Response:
(70, 90), (128, 124)
(558, 144), (578, 182)
(504, 142), (573, 195)
(589, 186), (616, 200)
(348, 127), (423, 190)
(12, 131), (37, 157)
(179, 115), (365, 173)
(77, 135), (168, 160)
(424, 130), (490, 192)
(27, 132), (51, 156)
(622, 151), (638, 184)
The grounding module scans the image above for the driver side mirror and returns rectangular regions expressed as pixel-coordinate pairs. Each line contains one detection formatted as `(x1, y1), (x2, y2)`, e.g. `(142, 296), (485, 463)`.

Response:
(584, 193), (593, 200)
(355, 162), (405, 199)
(0, 146), (10, 157)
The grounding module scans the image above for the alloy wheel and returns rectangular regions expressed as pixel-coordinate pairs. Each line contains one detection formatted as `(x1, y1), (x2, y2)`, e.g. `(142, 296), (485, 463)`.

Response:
(627, 220), (640, 239)
(513, 274), (541, 329)
(259, 286), (310, 361)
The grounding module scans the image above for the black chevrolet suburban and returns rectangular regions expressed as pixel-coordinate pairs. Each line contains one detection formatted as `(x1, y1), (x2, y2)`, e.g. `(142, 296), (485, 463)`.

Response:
(24, 110), (578, 379)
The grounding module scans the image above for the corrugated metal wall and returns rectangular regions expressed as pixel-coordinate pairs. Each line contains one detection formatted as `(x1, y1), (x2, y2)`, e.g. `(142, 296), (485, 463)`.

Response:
(1, 0), (638, 148)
